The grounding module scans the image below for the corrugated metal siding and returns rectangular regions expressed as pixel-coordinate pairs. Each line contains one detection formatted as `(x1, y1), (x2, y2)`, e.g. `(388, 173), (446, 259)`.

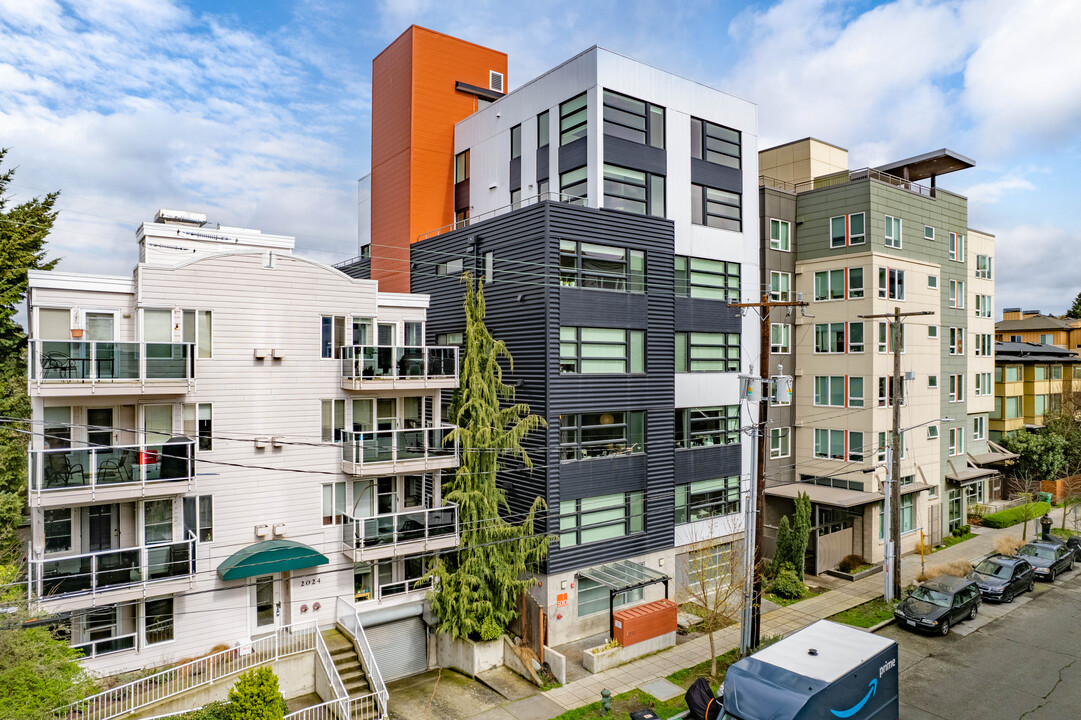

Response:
(603, 135), (667, 176)
(690, 158), (742, 194)
(510, 157), (521, 190)
(338, 255), (371, 280)
(673, 298), (741, 333)
(559, 138), (588, 173)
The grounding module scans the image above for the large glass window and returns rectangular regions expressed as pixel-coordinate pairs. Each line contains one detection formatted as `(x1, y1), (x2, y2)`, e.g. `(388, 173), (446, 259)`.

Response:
(560, 93), (587, 145)
(603, 90), (664, 148)
(322, 481), (346, 525)
(559, 491), (644, 547)
(770, 324), (790, 354)
(559, 411), (645, 461)
(675, 332), (740, 372)
(691, 117), (740, 168)
(675, 406), (740, 448)
(813, 376), (847, 407)
(182, 495), (213, 543)
(577, 576), (643, 616)
(454, 150), (469, 183)
(691, 184), (741, 231)
(559, 327), (645, 374)
(769, 219), (790, 251)
(321, 315), (346, 358)
(814, 323), (846, 354)
(181, 310), (212, 359)
(144, 500), (173, 545)
(674, 257), (740, 301)
(884, 215), (902, 248)
(559, 240), (645, 292)
(814, 269), (846, 301)
(44, 508), (72, 553)
(675, 477), (741, 524)
(877, 268), (905, 300)
(560, 166), (587, 204)
(604, 164), (665, 217)
(830, 213), (865, 247)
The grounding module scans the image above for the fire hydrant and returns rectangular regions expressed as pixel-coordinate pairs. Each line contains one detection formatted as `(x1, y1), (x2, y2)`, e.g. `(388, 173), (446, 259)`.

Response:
(600, 688), (612, 716)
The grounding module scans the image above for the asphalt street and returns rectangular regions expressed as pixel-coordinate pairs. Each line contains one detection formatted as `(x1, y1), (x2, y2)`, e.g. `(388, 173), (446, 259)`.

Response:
(877, 569), (1081, 720)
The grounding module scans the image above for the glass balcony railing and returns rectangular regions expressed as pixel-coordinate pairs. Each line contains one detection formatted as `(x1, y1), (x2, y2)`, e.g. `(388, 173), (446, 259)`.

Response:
(32, 534), (195, 599)
(341, 427), (457, 471)
(30, 340), (195, 383)
(30, 439), (195, 494)
(377, 577), (432, 600)
(73, 633), (137, 659)
(341, 345), (458, 384)
(342, 503), (458, 555)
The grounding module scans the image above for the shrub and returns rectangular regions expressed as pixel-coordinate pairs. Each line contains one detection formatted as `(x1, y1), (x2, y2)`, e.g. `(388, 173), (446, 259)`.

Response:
(981, 502), (1051, 529)
(951, 524), (971, 538)
(769, 567), (806, 600)
(995, 535), (1025, 556)
(837, 554), (870, 573)
(228, 667), (285, 720)
(771, 493), (812, 580)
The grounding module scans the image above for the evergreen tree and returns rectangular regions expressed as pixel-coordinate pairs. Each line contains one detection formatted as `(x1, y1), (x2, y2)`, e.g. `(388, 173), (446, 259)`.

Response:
(425, 275), (548, 641)
(1066, 291), (1081, 320)
(227, 667), (286, 720)
(769, 492), (811, 579)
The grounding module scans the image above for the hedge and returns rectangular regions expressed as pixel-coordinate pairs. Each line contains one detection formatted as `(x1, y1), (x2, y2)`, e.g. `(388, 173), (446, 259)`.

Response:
(980, 501), (1051, 529)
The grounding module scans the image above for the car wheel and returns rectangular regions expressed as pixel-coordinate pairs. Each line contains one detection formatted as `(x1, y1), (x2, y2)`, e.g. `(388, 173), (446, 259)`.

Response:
(1070, 560), (1075, 572)
(1050, 568), (1057, 582)
(969, 604), (978, 621)
(1004, 589), (1015, 603)
(940, 620), (950, 636)
(1028, 579), (1035, 593)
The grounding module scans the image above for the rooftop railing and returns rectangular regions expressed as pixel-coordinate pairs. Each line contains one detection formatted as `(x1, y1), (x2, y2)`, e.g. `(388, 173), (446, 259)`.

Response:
(341, 345), (458, 385)
(30, 340), (195, 385)
(341, 427), (457, 473)
(30, 439), (195, 497)
(759, 168), (935, 198)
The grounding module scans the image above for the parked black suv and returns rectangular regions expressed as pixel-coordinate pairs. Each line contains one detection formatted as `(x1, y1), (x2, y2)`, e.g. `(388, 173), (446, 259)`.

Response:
(1019, 540), (1075, 581)
(967, 554), (1036, 602)
(895, 575), (980, 636)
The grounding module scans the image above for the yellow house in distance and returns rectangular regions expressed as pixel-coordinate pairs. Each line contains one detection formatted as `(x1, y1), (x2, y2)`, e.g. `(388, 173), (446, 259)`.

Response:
(991, 341), (1081, 443)
(995, 309), (1081, 350)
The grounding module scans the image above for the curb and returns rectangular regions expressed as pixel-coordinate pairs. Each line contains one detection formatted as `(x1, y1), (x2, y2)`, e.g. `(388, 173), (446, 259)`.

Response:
(866, 617), (896, 633)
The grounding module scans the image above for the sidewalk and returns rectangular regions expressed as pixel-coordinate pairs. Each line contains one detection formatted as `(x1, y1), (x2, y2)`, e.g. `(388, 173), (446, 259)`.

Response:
(540, 507), (1066, 712)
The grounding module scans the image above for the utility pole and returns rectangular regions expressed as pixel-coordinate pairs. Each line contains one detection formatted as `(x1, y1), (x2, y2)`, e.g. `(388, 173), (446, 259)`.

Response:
(859, 307), (933, 599)
(730, 292), (806, 650)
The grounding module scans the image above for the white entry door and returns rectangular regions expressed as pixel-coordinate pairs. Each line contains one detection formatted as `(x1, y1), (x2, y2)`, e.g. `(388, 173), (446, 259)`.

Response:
(250, 574), (281, 635)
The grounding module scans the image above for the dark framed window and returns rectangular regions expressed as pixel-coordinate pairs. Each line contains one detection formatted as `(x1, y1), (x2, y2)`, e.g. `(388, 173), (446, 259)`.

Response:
(604, 164), (665, 217)
(675, 406), (740, 448)
(44, 508), (72, 553)
(559, 491), (644, 547)
(691, 184), (741, 231)
(144, 596), (174, 645)
(560, 93), (587, 145)
(510, 124), (522, 160)
(560, 166), (587, 204)
(560, 327), (645, 374)
(675, 332), (740, 372)
(675, 477), (740, 524)
(602, 89), (664, 148)
(183, 495), (213, 543)
(454, 150), (469, 183)
(321, 315), (346, 358)
(674, 256), (740, 301)
(537, 110), (550, 147)
(691, 118), (741, 168)
(559, 240), (645, 293)
(559, 411), (645, 461)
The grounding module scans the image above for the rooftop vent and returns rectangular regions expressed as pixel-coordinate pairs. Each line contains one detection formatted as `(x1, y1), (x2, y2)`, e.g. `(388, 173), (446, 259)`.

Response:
(489, 70), (504, 93)
(155, 209), (207, 227)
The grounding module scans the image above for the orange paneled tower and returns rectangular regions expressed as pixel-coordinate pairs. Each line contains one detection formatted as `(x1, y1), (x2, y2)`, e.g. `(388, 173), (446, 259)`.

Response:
(370, 26), (507, 292)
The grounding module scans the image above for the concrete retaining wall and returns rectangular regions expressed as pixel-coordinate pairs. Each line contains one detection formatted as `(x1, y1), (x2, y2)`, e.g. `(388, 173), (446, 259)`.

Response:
(543, 645), (567, 685)
(434, 633), (504, 678)
(582, 631), (676, 674)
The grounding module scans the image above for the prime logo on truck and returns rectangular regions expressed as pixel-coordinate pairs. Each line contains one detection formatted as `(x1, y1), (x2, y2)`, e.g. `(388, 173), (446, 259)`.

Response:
(715, 620), (899, 720)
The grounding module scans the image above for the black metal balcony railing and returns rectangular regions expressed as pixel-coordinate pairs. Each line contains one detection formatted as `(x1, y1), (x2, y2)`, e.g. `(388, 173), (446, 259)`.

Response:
(340, 345), (458, 383)
(30, 439), (195, 494)
(30, 340), (195, 383)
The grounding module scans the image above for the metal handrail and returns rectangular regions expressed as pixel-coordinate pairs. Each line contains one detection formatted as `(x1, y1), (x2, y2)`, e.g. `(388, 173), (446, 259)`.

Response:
(285, 693), (383, 720)
(791, 167), (935, 197)
(335, 597), (389, 717)
(55, 620), (318, 720)
(314, 629), (350, 720)
(341, 426), (458, 469)
(340, 344), (459, 383)
(342, 502), (459, 554)
(30, 439), (196, 495)
(32, 535), (196, 600)
(416, 191), (588, 241)
(30, 340), (195, 384)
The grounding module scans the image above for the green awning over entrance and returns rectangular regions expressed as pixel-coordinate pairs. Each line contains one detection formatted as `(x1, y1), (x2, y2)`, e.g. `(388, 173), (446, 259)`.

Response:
(217, 539), (329, 581)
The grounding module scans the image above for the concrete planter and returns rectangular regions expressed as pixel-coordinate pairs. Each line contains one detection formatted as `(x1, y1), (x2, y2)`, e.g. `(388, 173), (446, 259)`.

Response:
(435, 632), (504, 678)
(825, 564), (883, 582)
(582, 631), (676, 674)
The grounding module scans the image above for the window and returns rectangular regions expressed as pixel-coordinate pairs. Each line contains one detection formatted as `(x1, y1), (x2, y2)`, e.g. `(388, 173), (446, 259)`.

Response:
(560, 166), (587, 204)
(675, 257), (740, 301)
(878, 267), (905, 300)
(769, 219), (791, 251)
(44, 508), (72, 553)
(929, 375), (938, 388)
(1052, 365), (1063, 379)
(559, 93), (587, 145)
(577, 576), (643, 616)
(876, 322), (905, 353)
(925, 225), (934, 241)
(877, 377), (906, 407)
(605, 164), (665, 217)
(559, 327), (644, 374)
(1040, 333), (1053, 345)
(183, 403), (212, 451)
(813, 429), (853, 461)
(848, 376), (865, 407)
(182, 495), (213, 543)
(848, 268), (864, 299)
(510, 188), (522, 208)
(560, 411), (645, 461)
(537, 111), (549, 148)
(973, 416), (986, 440)
(321, 399), (345, 442)
(454, 150), (469, 183)
(1034, 394), (1049, 416)
(879, 495), (916, 537)
(322, 482), (346, 525)
(675, 406), (740, 447)
(849, 322), (865, 353)
(974, 372), (992, 396)
(877, 432), (907, 462)
(676, 332), (740, 372)
(769, 271), (791, 301)
(181, 310), (212, 359)
(975, 294), (992, 318)
(949, 374), (965, 402)
(484, 251), (495, 284)
(927, 424), (939, 439)
(144, 500), (173, 545)
(884, 215), (902, 248)
(1005, 366), (1021, 382)
(145, 596), (174, 645)
(928, 325), (938, 339)
(559, 491), (644, 547)
(770, 428), (791, 459)
(1005, 397), (1020, 419)
(559, 240), (645, 292)
(691, 184), (740, 230)
(814, 269), (845, 301)
(770, 324), (790, 354)
(830, 213), (866, 247)
(974, 334), (993, 356)
(928, 275), (938, 289)
(603, 90), (664, 148)
(949, 327), (964, 355)
(691, 117), (740, 168)
(948, 427), (965, 456)
(949, 232), (965, 261)
(437, 259), (465, 280)
(675, 477), (740, 524)
(321, 315), (346, 358)
(949, 279), (965, 308)
(814, 376), (847, 407)
(975, 254), (992, 279)
(510, 124), (522, 160)
(814, 322), (846, 354)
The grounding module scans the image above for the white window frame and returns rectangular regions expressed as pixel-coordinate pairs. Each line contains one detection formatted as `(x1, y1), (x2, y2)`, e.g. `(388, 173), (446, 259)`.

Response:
(770, 427), (791, 459)
(949, 279), (965, 309)
(769, 271), (792, 302)
(770, 323), (791, 354)
(949, 327), (964, 355)
(924, 225), (934, 241)
(884, 215), (902, 249)
(769, 219), (791, 252)
(973, 416), (986, 441)
(878, 267), (905, 300)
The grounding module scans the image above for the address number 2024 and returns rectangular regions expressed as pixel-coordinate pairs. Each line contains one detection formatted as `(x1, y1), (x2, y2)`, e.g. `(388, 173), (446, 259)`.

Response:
(299, 578), (321, 587)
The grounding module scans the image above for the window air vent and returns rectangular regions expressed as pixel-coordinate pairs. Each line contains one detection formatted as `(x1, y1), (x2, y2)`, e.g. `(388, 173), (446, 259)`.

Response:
(489, 70), (504, 93)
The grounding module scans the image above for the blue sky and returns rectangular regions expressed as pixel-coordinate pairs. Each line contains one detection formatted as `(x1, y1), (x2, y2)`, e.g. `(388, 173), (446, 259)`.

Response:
(1, 0), (1079, 313)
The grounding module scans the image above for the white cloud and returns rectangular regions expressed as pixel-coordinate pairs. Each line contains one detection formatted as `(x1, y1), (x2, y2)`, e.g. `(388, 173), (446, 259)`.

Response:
(958, 175), (1035, 205)
(994, 224), (1081, 315)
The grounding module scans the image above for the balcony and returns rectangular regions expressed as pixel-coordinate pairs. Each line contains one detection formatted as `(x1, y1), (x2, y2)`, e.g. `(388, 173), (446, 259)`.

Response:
(341, 427), (458, 477)
(340, 345), (458, 391)
(31, 535), (195, 609)
(30, 340), (195, 396)
(29, 439), (195, 508)
(342, 504), (459, 562)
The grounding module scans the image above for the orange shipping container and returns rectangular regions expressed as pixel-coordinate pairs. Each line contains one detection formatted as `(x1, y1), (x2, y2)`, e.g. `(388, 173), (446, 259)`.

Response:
(612, 599), (677, 647)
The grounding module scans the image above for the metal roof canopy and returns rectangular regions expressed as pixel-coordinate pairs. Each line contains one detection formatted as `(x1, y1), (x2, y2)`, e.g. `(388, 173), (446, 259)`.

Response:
(578, 559), (670, 639)
(875, 148), (974, 182)
(217, 539), (329, 581)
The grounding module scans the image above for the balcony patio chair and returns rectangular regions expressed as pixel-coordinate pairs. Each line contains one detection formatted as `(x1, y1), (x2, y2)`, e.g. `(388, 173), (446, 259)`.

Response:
(98, 449), (138, 484)
(41, 351), (76, 379)
(43, 453), (85, 488)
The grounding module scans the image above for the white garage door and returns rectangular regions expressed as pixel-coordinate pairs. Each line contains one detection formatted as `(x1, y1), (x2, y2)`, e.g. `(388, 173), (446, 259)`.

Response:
(365, 616), (428, 682)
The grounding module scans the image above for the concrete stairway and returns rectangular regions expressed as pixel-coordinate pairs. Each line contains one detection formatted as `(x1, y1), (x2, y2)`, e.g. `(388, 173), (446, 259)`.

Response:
(321, 629), (380, 719)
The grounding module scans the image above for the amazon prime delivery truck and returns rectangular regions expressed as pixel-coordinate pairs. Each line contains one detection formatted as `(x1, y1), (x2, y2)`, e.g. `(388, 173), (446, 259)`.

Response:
(716, 620), (898, 720)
